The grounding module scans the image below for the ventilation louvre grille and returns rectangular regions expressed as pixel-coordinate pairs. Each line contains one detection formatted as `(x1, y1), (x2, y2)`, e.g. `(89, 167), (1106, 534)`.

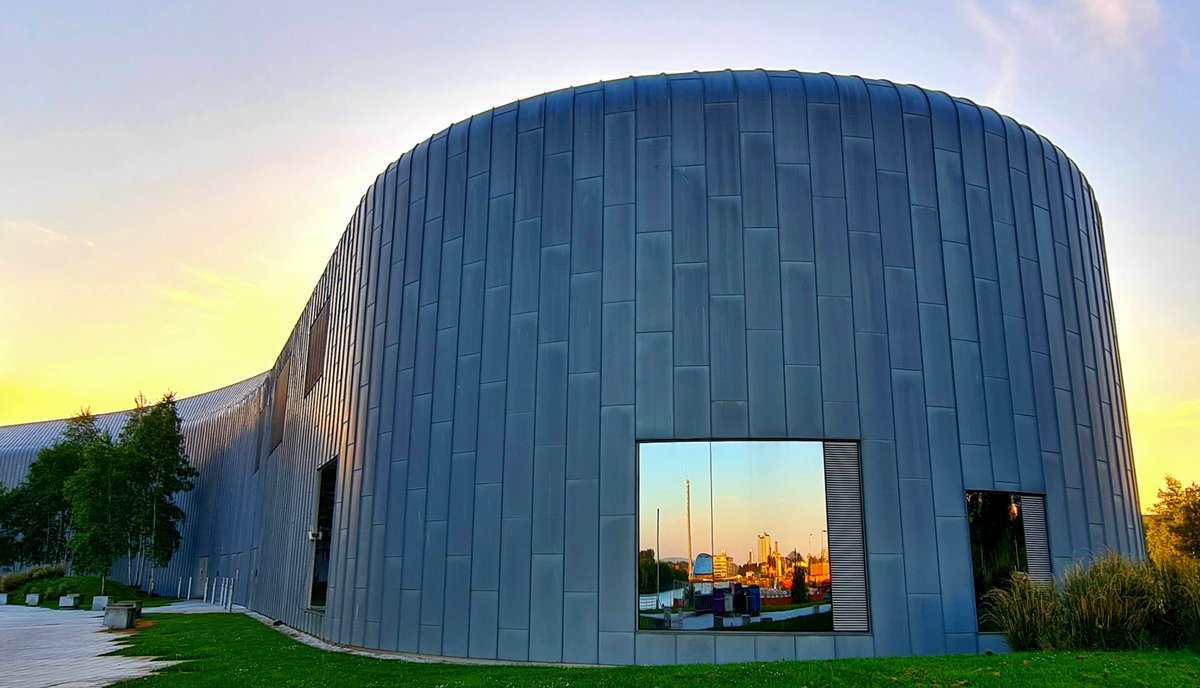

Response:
(824, 441), (869, 633)
(1022, 495), (1053, 583)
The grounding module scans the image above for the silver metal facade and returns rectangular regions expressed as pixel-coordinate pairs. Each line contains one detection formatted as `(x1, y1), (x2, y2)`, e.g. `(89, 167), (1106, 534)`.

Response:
(0, 70), (1143, 663)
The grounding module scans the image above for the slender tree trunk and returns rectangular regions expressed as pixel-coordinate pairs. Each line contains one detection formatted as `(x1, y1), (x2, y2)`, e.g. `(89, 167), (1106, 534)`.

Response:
(148, 502), (158, 595)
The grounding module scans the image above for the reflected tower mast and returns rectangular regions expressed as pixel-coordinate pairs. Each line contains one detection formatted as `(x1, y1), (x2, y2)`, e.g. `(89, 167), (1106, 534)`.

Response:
(686, 478), (693, 578)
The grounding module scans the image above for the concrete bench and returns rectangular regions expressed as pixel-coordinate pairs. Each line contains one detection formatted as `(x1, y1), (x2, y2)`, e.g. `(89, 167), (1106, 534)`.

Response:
(115, 599), (143, 619)
(58, 594), (80, 609)
(25, 593), (40, 606)
(103, 603), (137, 630)
(90, 595), (110, 611)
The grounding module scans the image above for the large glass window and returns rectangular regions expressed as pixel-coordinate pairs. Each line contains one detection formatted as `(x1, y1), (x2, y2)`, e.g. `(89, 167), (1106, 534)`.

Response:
(637, 440), (834, 632)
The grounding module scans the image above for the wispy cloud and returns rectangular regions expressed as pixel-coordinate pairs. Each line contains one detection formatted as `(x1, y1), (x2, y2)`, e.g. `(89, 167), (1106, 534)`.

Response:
(963, 0), (1166, 93)
(961, 0), (1022, 108)
(0, 218), (96, 248)
(152, 262), (273, 316)
(181, 263), (263, 304)
(154, 287), (225, 313)
(1069, 0), (1162, 49)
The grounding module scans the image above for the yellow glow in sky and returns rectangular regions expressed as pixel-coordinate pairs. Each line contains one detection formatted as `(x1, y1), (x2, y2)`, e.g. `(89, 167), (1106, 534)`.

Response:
(1, 2), (1196, 516)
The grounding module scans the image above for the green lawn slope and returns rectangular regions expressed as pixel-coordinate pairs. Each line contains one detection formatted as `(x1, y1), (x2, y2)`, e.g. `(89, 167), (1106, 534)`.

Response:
(109, 612), (1200, 687)
(9, 575), (173, 610)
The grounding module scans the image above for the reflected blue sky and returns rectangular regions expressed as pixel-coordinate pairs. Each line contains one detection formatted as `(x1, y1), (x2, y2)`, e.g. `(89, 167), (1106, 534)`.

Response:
(639, 441), (826, 565)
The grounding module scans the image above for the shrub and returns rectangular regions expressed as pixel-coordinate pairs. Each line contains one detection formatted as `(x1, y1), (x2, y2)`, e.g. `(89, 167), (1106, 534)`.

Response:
(10, 574), (168, 609)
(1148, 556), (1200, 649)
(985, 552), (1200, 652)
(0, 564), (65, 593)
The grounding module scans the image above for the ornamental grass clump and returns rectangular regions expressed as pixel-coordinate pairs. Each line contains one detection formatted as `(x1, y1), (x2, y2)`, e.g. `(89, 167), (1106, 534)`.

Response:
(1061, 552), (1157, 649)
(984, 552), (1200, 651)
(981, 572), (1062, 651)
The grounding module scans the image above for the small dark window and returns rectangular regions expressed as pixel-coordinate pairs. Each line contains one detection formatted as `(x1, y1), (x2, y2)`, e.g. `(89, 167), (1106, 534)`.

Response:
(253, 392), (266, 472)
(310, 459), (337, 607)
(304, 302), (329, 395)
(270, 358), (290, 453)
(967, 491), (1028, 629)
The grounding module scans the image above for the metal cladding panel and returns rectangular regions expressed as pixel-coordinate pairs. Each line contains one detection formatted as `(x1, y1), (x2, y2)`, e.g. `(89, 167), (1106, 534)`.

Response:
(0, 70), (1142, 664)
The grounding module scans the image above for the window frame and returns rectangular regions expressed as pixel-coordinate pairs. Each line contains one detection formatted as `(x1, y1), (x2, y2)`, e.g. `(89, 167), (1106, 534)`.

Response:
(633, 438), (869, 636)
(303, 300), (330, 396)
(307, 457), (338, 610)
(269, 357), (290, 454)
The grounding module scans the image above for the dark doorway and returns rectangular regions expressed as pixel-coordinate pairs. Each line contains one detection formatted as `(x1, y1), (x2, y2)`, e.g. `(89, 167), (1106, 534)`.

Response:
(966, 491), (1028, 629)
(309, 459), (337, 607)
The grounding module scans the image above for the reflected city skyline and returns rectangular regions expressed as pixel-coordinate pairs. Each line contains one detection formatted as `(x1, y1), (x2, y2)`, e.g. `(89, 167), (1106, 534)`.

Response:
(637, 440), (834, 633)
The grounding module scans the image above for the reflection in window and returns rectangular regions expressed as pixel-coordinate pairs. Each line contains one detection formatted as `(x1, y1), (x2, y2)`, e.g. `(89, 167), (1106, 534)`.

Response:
(637, 441), (832, 632)
(304, 301), (329, 395)
(967, 491), (1028, 630)
(269, 358), (290, 454)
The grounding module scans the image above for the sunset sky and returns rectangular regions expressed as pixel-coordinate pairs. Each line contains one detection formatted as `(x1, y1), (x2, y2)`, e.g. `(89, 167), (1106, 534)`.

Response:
(639, 441), (828, 563)
(1, 1), (1195, 509)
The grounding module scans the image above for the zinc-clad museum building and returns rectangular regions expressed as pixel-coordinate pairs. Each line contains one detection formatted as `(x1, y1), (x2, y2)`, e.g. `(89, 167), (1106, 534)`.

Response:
(0, 70), (1143, 664)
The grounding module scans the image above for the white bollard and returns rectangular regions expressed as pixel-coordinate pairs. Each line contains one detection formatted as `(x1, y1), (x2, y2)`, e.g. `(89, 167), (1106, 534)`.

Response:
(177, 578), (182, 599)
(229, 570), (238, 611)
(186, 577), (192, 601)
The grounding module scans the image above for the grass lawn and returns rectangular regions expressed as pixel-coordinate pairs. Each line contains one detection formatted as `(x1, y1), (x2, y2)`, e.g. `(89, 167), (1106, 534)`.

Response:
(9, 575), (174, 610)
(109, 612), (1200, 687)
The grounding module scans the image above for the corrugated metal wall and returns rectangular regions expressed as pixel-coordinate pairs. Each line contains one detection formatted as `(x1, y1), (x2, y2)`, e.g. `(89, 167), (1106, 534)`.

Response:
(0, 70), (1143, 664)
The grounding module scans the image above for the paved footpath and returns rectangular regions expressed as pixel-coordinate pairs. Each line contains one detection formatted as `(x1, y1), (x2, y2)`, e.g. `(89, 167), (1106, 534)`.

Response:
(0, 604), (175, 688)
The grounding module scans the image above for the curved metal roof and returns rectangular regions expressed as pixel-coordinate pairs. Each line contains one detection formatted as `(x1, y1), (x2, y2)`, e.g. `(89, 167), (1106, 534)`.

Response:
(0, 372), (268, 454)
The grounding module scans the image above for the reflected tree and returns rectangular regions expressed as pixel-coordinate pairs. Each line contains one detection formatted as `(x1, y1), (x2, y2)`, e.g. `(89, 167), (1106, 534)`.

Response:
(967, 492), (1028, 629)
